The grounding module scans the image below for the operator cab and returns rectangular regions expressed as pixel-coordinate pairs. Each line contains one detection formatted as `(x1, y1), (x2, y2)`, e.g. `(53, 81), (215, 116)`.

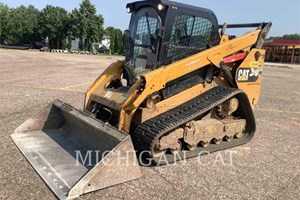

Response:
(124, 0), (220, 85)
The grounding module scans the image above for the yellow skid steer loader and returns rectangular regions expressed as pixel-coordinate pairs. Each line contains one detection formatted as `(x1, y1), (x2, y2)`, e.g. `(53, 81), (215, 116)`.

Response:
(11, 0), (271, 199)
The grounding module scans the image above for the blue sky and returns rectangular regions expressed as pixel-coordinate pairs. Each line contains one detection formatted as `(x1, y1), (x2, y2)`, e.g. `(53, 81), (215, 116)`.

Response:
(1, 0), (300, 36)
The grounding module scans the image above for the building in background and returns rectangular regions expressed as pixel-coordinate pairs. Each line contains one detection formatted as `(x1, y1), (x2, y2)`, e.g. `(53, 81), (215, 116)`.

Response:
(71, 38), (80, 50)
(93, 35), (110, 53)
(263, 39), (300, 64)
(71, 35), (111, 53)
(101, 35), (110, 49)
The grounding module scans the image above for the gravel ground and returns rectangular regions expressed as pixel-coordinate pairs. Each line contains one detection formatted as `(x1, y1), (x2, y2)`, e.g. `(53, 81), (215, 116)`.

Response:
(0, 49), (299, 200)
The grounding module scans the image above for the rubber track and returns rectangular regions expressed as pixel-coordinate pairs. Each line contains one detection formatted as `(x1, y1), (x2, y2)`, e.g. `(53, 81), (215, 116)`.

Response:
(131, 86), (256, 165)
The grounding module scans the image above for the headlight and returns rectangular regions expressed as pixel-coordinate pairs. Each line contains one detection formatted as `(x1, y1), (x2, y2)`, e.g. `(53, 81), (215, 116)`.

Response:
(158, 4), (165, 11)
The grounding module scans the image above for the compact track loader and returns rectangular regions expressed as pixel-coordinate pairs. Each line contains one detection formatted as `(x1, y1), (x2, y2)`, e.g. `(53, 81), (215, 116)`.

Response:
(11, 0), (271, 199)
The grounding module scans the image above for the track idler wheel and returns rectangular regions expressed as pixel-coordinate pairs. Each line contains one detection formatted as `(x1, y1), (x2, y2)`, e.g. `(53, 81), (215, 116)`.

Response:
(187, 143), (197, 151)
(170, 140), (182, 155)
(212, 138), (222, 145)
(235, 132), (245, 139)
(200, 140), (210, 147)
(152, 144), (167, 157)
(224, 135), (233, 142)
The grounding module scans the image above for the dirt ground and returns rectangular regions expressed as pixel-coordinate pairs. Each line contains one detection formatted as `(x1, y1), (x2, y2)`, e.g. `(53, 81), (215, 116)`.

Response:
(0, 49), (299, 200)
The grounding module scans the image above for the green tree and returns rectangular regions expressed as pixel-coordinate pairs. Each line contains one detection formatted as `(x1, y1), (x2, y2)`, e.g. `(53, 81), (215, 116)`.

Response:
(71, 0), (104, 51)
(105, 27), (123, 54)
(39, 5), (69, 49)
(283, 34), (300, 40)
(113, 28), (123, 54)
(269, 33), (300, 40)
(105, 26), (115, 53)
(5, 5), (40, 44)
(0, 3), (10, 44)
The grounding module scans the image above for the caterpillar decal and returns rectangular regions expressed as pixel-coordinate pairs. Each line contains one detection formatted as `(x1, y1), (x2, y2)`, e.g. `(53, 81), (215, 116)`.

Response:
(237, 67), (262, 82)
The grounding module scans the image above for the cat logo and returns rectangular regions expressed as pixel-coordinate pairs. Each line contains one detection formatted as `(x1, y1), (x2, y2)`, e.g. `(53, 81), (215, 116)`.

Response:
(237, 68), (262, 82)
(237, 69), (250, 81)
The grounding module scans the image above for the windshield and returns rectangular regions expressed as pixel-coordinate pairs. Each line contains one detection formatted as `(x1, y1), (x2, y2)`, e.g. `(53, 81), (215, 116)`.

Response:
(126, 8), (160, 80)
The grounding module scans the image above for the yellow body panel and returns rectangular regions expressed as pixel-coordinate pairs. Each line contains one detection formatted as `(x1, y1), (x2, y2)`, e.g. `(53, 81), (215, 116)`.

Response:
(236, 49), (266, 107)
(84, 60), (124, 110)
(139, 77), (228, 123)
(118, 30), (262, 132)
(85, 27), (266, 133)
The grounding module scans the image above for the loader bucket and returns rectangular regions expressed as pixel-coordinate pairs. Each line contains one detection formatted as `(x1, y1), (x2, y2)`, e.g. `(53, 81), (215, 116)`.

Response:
(11, 100), (142, 200)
